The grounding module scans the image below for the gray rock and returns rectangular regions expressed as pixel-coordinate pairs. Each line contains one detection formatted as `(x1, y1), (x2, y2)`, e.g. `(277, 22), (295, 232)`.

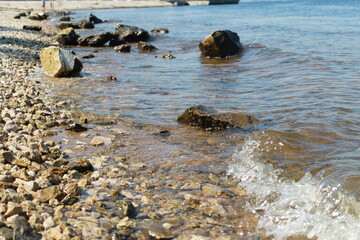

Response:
(199, 30), (242, 58)
(0, 227), (13, 240)
(114, 200), (136, 218)
(40, 46), (83, 77)
(177, 105), (259, 130)
(115, 24), (150, 42)
(55, 27), (79, 46)
(13, 216), (40, 240)
(77, 20), (94, 29)
(78, 32), (116, 47)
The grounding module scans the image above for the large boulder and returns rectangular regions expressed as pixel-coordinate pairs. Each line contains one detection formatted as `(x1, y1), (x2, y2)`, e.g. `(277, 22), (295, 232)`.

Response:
(78, 32), (116, 47)
(89, 14), (103, 24)
(177, 105), (259, 130)
(115, 24), (150, 42)
(55, 27), (79, 46)
(199, 30), (242, 58)
(40, 46), (83, 77)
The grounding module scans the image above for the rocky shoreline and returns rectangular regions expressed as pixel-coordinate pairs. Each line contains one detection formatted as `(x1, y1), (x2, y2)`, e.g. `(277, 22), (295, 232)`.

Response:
(0, 7), (315, 240)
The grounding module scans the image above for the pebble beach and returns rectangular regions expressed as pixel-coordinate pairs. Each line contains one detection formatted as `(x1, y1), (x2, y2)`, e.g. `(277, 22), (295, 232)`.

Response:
(0, 4), (269, 240)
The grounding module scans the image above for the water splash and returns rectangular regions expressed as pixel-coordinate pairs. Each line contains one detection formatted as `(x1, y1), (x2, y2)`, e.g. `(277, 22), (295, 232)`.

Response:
(228, 133), (360, 240)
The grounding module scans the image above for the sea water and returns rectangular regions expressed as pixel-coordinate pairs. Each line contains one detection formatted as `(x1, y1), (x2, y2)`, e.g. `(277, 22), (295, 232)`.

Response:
(45, 0), (360, 239)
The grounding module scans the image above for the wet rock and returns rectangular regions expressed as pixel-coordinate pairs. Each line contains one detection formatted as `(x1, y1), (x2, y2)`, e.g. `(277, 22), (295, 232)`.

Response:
(82, 54), (95, 59)
(114, 200), (136, 218)
(22, 26), (42, 31)
(77, 20), (94, 29)
(90, 136), (112, 146)
(68, 159), (94, 173)
(13, 215), (39, 240)
(173, 0), (190, 6)
(109, 37), (126, 47)
(37, 185), (63, 203)
(40, 46), (83, 77)
(78, 32), (116, 47)
(0, 227), (12, 240)
(177, 105), (259, 130)
(151, 28), (169, 34)
(60, 16), (71, 21)
(28, 12), (48, 21)
(202, 183), (224, 196)
(143, 221), (174, 239)
(199, 30), (242, 58)
(89, 14), (103, 24)
(138, 41), (156, 52)
(106, 76), (117, 81)
(115, 24), (150, 42)
(160, 54), (175, 59)
(65, 123), (88, 132)
(57, 22), (79, 30)
(114, 44), (131, 53)
(55, 27), (79, 46)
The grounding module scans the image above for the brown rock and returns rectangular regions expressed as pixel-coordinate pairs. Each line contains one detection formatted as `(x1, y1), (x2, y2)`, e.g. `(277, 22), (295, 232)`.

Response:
(55, 27), (79, 46)
(37, 185), (63, 203)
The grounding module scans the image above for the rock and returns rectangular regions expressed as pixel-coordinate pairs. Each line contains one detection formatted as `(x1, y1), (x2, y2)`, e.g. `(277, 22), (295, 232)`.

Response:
(60, 16), (71, 21)
(4, 202), (22, 218)
(199, 30), (242, 58)
(77, 20), (94, 29)
(138, 41), (156, 52)
(13, 215), (39, 240)
(151, 28), (169, 34)
(68, 159), (94, 173)
(78, 32), (116, 47)
(37, 185), (63, 203)
(22, 26), (42, 31)
(89, 14), (103, 24)
(177, 105), (259, 130)
(143, 222), (174, 239)
(0, 151), (14, 164)
(82, 54), (95, 59)
(114, 200), (136, 218)
(173, 0), (190, 6)
(28, 12), (48, 21)
(109, 37), (126, 47)
(114, 44), (131, 53)
(202, 183), (224, 196)
(0, 227), (12, 240)
(14, 12), (27, 19)
(58, 22), (79, 30)
(160, 54), (175, 59)
(115, 24), (150, 42)
(40, 46), (83, 77)
(90, 136), (112, 146)
(55, 28), (79, 46)
(106, 76), (117, 81)
(42, 226), (63, 240)
(65, 123), (88, 132)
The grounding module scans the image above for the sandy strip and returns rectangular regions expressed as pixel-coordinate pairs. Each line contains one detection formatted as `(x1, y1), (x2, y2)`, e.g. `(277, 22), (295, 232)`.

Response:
(0, 0), (209, 11)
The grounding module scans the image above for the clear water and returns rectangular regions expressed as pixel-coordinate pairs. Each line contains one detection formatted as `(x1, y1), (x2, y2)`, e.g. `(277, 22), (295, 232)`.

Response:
(43, 0), (360, 238)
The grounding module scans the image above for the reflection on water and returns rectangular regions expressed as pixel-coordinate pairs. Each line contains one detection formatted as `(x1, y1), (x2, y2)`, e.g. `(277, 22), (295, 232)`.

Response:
(37, 0), (360, 238)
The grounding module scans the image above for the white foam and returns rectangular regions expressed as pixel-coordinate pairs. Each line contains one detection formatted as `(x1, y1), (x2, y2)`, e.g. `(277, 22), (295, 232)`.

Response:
(228, 136), (360, 240)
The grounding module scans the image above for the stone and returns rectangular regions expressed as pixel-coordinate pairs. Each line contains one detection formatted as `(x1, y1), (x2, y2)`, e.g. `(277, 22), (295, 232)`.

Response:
(78, 32), (116, 47)
(143, 222), (173, 239)
(177, 105), (259, 130)
(151, 28), (169, 34)
(0, 227), (13, 240)
(82, 54), (95, 59)
(0, 151), (14, 164)
(28, 12), (48, 21)
(89, 14), (103, 24)
(114, 200), (136, 218)
(173, 0), (190, 6)
(37, 185), (63, 203)
(202, 183), (224, 196)
(199, 30), (242, 58)
(65, 123), (88, 132)
(160, 54), (175, 59)
(115, 24), (150, 42)
(13, 215), (39, 240)
(14, 12), (27, 19)
(23, 26), (42, 31)
(90, 136), (112, 146)
(60, 16), (71, 21)
(68, 159), (94, 173)
(138, 41), (156, 52)
(114, 44), (131, 53)
(40, 46), (83, 77)
(77, 20), (94, 29)
(4, 202), (22, 218)
(109, 37), (126, 47)
(42, 226), (63, 240)
(55, 27), (79, 46)
(106, 76), (117, 81)
(58, 22), (79, 30)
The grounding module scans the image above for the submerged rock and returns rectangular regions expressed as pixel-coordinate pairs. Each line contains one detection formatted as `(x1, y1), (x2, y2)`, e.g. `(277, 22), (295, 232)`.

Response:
(40, 46), (83, 77)
(199, 30), (242, 58)
(115, 24), (150, 42)
(177, 105), (259, 130)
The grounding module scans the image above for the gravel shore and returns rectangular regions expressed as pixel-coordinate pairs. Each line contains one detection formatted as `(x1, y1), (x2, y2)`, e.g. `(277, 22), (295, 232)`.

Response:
(0, 6), (278, 240)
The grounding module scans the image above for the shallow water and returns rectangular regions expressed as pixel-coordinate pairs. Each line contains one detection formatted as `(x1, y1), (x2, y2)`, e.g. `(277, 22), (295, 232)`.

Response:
(40, 0), (360, 238)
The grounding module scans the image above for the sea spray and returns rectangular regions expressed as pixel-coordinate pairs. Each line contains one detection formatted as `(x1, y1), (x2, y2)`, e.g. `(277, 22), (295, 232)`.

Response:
(228, 133), (360, 240)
